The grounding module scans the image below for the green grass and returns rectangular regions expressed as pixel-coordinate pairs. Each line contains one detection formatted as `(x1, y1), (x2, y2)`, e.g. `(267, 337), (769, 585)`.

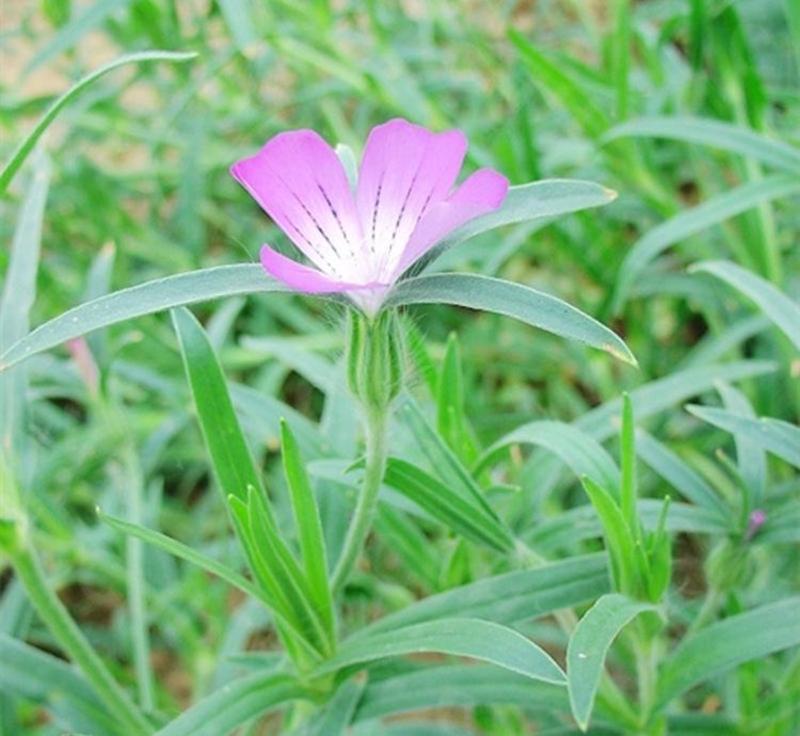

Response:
(1, 1), (798, 734)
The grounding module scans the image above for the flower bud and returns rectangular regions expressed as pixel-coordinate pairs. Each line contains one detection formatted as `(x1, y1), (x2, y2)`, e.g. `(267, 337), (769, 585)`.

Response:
(346, 309), (404, 412)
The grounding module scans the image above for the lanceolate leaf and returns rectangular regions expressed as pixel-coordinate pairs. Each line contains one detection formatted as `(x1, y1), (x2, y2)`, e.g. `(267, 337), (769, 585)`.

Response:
(362, 553), (609, 635)
(172, 307), (266, 504)
(355, 664), (567, 722)
(389, 273), (635, 364)
(305, 676), (365, 736)
(604, 116), (800, 174)
(280, 421), (334, 636)
(656, 597), (800, 708)
(476, 420), (620, 491)
(635, 430), (729, 520)
(0, 265), (285, 372)
(690, 260), (800, 351)
(567, 594), (655, 730)
(383, 457), (515, 552)
(98, 511), (264, 601)
(319, 618), (565, 684)
(155, 672), (306, 736)
(429, 179), (616, 259)
(1, 50), (197, 194)
(0, 634), (121, 736)
(687, 405), (800, 469)
(612, 175), (800, 312)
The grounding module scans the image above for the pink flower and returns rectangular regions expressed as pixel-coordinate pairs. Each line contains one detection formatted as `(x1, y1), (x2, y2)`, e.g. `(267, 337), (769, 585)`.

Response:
(230, 118), (508, 314)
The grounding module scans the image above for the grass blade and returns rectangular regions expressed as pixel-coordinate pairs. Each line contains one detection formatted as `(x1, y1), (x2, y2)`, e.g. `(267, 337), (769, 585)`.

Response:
(690, 260), (800, 351)
(604, 116), (800, 173)
(2, 50), (197, 194)
(612, 174), (800, 312)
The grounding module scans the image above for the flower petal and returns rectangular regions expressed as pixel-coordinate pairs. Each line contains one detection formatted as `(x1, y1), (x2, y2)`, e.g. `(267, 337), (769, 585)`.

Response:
(231, 130), (363, 281)
(394, 168), (509, 276)
(356, 118), (467, 281)
(259, 245), (360, 294)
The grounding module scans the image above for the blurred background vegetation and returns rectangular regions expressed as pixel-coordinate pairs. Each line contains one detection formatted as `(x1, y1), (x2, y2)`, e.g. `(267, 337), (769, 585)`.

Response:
(1, 0), (798, 733)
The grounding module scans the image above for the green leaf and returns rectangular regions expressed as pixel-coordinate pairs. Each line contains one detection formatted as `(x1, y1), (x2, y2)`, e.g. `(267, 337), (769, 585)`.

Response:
(172, 307), (265, 504)
(476, 420), (620, 491)
(155, 672), (305, 736)
(687, 405), (800, 469)
(436, 333), (477, 463)
(397, 396), (501, 525)
(98, 511), (264, 602)
(0, 634), (121, 736)
(619, 394), (639, 537)
(716, 382), (766, 508)
(243, 487), (333, 656)
(612, 175), (800, 312)
(383, 458), (515, 552)
(389, 273), (635, 365)
(567, 594), (655, 730)
(635, 430), (729, 520)
(1, 153), (51, 457)
(305, 675), (365, 736)
(355, 664), (567, 722)
(604, 116), (800, 174)
(320, 618), (565, 685)
(434, 179), (616, 255)
(362, 553), (609, 634)
(690, 260), (800, 352)
(0, 265), (284, 372)
(280, 421), (334, 637)
(1, 50), (197, 194)
(581, 477), (638, 596)
(510, 30), (608, 137)
(656, 597), (800, 708)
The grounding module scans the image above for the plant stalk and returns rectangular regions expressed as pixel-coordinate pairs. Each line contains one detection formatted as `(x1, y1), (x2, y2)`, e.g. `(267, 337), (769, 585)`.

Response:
(331, 408), (389, 593)
(10, 542), (151, 735)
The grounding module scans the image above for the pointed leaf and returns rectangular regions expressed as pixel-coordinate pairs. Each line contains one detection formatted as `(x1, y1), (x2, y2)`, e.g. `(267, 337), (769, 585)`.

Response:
(1, 265), (285, 371)
(389, 274), (635, 365)
(320, 618), (565, 685)
(567, 594), (655, 730)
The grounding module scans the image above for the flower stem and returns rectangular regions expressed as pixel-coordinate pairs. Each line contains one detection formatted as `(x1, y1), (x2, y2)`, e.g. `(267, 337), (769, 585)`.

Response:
(332, 408), (389, 593)
(10, 541), (151, 735)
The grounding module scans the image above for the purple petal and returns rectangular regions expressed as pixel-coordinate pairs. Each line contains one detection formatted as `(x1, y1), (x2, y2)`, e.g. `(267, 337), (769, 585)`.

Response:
(356, 118), (467, 279)
(260, 245), (358, 294)
(394, 168), (509, 276)
(231, 131), (363, 281)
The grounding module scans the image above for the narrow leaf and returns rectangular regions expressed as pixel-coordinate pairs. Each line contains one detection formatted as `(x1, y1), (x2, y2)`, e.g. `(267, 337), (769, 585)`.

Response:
(567, 594), (654, 730)
(320, 618), (565, 685)
(172, 307), (265, 503)
(155, 672), (305, 736)
(1, 265), (284, 372)
(612, 175), (800, 312)
(389, 273), (635, 364)
(656, 597), (800, 707)
(280, 421), (334, 637)
(2, 50), (197, 194)
(98, 511), (263, 602)
(383, 458), (515, 552)
(687, 405), (800, 469)
(690, 260), (800, 351)
(604, 116), (800, 174)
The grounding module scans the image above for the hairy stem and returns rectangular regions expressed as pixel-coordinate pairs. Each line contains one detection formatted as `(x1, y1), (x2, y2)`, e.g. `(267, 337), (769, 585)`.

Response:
(10, 542), (151, 735)
(331, 408), (389, 593)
